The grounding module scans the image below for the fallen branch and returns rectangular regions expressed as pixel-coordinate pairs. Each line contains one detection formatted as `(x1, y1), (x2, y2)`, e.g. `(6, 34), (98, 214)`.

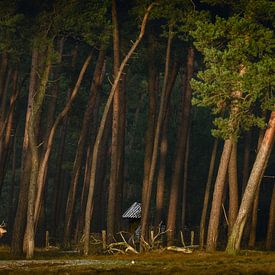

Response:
(166, 246), (193, 254)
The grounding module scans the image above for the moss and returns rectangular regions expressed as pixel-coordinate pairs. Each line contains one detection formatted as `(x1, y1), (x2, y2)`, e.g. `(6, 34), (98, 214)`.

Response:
(0, 249), (274, 274)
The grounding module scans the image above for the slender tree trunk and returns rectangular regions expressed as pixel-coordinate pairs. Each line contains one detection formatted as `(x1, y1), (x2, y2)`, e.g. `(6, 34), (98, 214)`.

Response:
(206, 139), (233, 251)
(0, 70), (18, 194)
(11, 49), (39, 256)
(63, 49), (104, 246)
(181, 127), (191, 229)
(141, 27), (173, 248)
(7, 124), (18, 241)
(226, 111), (275, 255)
(166, 47), (194, 245)
(266, 183), (275, 250)
(107, 0), (121, 241)
(141, 32), (157, 226)
(155, 60), (179, 228)
(199, 138), (219, 249)
(83, 5), (154, 255)
(155, 116), (168, 227)
(0, 64), (10, 191)
(248, 129), (265, 248)
(228, 142), (239, 236)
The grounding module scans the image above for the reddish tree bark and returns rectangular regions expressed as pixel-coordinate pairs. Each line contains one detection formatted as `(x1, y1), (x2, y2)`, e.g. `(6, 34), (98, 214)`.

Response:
(166, 47), (194, 245)
(226, 111), (275, 255)
(199, 138), (219, 248)
(228, 142), (239, 236)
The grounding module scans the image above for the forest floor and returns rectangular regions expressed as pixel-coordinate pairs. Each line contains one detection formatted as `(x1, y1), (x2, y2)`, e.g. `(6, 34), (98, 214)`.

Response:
(0, 246), (275, 274)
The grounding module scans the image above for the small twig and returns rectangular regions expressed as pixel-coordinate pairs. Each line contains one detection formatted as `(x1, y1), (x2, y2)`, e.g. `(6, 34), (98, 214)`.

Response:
(222, 203), (229, 226)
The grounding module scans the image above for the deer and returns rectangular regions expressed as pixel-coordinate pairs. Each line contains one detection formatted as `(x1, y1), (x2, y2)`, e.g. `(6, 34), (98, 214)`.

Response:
(0, 221), (7, 238)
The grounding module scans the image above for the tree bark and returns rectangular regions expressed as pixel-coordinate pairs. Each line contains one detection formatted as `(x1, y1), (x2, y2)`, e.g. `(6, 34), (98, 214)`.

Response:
(83, 4), (154, 255)
(266, 183), (275, 250)
(181, 127), (191, 229)
(228, 142), (239, 236)
(199, 138), (219, 249)
(226, 111), (275, 255)
(166, 47), (194, 246)
(25, 44), (52, 259)
(206, 138), (233, 251)
(11, 48), (39, 256)
(141, 25), (173, 247)
(248, 129), (264, 248)
(107, 0), (121, 241)
(141, 32), (157, 227)
(0, 69), (18, 194)
(155, 60), (179, 228)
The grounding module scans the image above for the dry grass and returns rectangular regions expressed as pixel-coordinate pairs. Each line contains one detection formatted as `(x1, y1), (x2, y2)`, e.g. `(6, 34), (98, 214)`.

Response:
(0, 246), (274, 274)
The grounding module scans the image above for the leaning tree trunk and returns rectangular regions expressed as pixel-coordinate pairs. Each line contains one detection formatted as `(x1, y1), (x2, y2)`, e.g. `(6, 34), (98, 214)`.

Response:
(228, 142), (239, 236)
(141, 25), (173, 248)
(34, 52), (92, 238)
(248, 129), (264, 248)
(242, 131), (252, 194)
(199, 138), (219, 249)
(155, 60), (179, 228)
(226, 111), (275, 255)
(63, 49), (104, 247)
(266, 183), (275, 250)
(83, 4), (154, 255)
(107, 0), (121, 241)
(166, 47), (194, 246)
(206, 138), (233, 251)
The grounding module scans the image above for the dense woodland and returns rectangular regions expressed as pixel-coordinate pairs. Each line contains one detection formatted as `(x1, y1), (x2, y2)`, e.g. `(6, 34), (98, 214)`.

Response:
(0, 0), (274, 259)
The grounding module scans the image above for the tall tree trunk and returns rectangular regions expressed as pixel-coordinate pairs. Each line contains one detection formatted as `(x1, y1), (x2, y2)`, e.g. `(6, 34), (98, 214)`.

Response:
(199, 138), (219, 249)
(25, 44), (52, 259)
(266, 183), (275, 250)
(141, 32), (157, 226)
(206, 139), (233, 251)
(155, 60), (179, 228)
(0, 69), (18, 194)
(141, 26), (173, 248)
(248, 129), (265, 248)
(166, 47), (194, 246)
(226, 111), (275, 255)
(206, 65), (245, 251)
(83, 5), (154, 255)
(7, 124), (18, 241)
(63, 49), (105, 246)
(228, 142), (239, 236)
(107, 0), (121, 241)
(11, 48), (39, 256)
(155, 116), (168, 227)
(181, 127), (191, 229)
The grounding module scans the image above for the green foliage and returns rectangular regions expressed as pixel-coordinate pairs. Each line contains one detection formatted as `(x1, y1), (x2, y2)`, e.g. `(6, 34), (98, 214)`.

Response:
(191, 14), (274, 139)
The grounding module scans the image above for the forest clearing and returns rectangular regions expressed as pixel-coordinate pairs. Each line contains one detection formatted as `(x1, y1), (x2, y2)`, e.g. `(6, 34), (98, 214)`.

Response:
(0, 247), (275, 274)
(0, 0), (274, 269)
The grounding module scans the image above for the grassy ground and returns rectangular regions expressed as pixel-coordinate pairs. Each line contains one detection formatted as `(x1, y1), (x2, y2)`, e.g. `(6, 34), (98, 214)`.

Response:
(0, 246), (274, 274)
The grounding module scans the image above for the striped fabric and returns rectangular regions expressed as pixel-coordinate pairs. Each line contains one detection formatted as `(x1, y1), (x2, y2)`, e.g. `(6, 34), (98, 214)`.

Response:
(122, 202), (141, 218)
